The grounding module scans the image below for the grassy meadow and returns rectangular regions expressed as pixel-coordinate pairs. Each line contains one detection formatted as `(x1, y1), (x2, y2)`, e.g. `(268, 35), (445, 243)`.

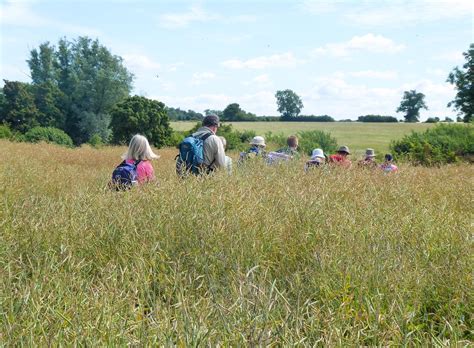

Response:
(171, 121), (435, 155)
(1, 140), (472, 345)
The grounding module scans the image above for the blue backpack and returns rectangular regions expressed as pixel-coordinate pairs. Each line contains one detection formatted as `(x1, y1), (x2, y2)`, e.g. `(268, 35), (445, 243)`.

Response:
(111, 160), (141, 190)
(176, 132), (213, 176)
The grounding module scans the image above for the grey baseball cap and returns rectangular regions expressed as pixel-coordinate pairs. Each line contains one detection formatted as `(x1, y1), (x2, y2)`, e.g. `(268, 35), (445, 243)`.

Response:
(202, 114), (220, 127)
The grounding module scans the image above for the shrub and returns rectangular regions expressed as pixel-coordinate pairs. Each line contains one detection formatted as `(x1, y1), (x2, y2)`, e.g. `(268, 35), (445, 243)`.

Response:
(88, 134), (104, 148)
(358, 115), (398, 122)
(110, 96), (172, 148)
(183, 122), (254, 151)
(296, 130), (339, 156)
(0, 124), (12, 139)
(391, 123), (474, 165)
(24, 126), (73, 147)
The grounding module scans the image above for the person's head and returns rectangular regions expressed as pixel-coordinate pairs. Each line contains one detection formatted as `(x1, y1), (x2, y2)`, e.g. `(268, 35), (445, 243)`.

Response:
(287, 135), (298, 149)
(365, 148), (376, 160)
(337, 145), (350, 157)
(202, 114), (220, 133)
(311, 148), (325, 162)
(384, 153), (394, 162)
(218, 136), (227, 150)
(122, 134), (159, 161)
(250, 136), (266, 148)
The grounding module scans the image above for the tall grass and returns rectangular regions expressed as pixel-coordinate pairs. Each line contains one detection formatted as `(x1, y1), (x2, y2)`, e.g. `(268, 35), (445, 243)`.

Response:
(1, 140), (472, 345)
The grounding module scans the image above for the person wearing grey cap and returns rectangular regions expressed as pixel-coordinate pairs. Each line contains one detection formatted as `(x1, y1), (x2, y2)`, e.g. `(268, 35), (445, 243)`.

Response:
(358, 148), (378, 168)
(192, 114), (226, 172)
(328, 145), (352, 168)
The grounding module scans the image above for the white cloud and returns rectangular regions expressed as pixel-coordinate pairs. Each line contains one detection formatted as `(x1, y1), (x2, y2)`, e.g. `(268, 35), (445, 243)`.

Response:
(305, 75), (456, 119)
(0, 0), (101, 36)
(242, 74), (273, 87)
(191, 72), (216, 85)
(0, 1), (49, 27)
(435, 51), (465, 63)
(344, 0), (473, 26)
(123, 54), (161, 71)
(167, 62), (184, 72)
(222, 52), (303, 69)
(350, 70), (398, 80)
(152, 90), (276, 116)
(301, 0), (337, 14)
(159, 6), (219, 29)
(313, 34), (405, 57)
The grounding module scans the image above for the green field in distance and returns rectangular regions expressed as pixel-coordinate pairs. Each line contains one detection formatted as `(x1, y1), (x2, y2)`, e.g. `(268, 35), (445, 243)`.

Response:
(171, 121), (435, 154)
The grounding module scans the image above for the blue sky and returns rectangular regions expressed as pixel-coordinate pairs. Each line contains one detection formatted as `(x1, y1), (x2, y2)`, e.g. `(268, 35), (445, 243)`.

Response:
(1, 0), (472, 120)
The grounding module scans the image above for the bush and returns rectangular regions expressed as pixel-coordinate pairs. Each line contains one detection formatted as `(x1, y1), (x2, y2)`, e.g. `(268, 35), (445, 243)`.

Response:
(110, 96), (173, 148)
(358, 115), (398, 122)
(0, 124), (12, 139)
(391, 123), (474, 165)
(183, 122), (255, 151)
(297, 130), (339, 156)
(24, 127), (73, 147)
(166, 131), (186, 148)
(88, 134), (104, 148)
(264, 130), (338, 155)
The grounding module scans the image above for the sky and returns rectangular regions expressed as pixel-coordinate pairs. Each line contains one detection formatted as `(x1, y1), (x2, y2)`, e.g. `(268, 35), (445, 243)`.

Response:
(0, 0), (472, 120)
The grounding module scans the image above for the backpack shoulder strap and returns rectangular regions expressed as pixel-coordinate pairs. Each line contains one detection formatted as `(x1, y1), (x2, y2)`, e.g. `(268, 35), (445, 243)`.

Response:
(134, 160), (141, 167)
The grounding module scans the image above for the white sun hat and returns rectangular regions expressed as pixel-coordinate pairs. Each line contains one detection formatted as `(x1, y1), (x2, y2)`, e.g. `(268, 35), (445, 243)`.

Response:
(250, 136), (266, 147)
(311, 148), (325, 160)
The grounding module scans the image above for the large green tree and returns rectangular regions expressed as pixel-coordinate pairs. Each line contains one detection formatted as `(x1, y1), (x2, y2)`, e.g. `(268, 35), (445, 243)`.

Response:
(1, 80), (41, 132)
(275, 89), (303, 119)
(447, 43), (474, 123)
(27, 37), (133, 144)
(222, 103), (256, 121)
(110, 96), (172, 148)
(396, 90), (428, 122)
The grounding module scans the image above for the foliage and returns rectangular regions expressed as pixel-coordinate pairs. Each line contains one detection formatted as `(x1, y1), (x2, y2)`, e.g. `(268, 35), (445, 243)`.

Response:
(296, 130), (339, 155)
(184, 122), (255, 151)
(88, 134), (104, 148)
(444, 117), (454, 123)
(283, 115), (335, 122)
(1, 141), (472, 345)
(425, 117), (440, 123)
(166, 107), (203, 121)
(396, 90), (428, 122)
(0, 124), (12, 139)
(1, 80), (41, 132)
(390, 123), (474, 165)
(275, 89), (304, 119)
(27, 37), (133, 144)
(204, 109), (223, 117)
(447, 43), (474, 122)
(110, 96), (172, 148)
(222, 103), (257, 121)
(24, 126), (73, 147)
(358, 115), (398, 123)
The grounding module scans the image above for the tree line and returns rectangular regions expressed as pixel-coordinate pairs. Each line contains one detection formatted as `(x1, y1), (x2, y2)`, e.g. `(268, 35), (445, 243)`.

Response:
(0, 37), (472, 148)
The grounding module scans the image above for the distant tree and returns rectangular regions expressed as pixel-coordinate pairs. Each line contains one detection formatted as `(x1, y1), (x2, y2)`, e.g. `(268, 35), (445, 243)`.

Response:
(1, 80), (41, 132)
(275, 89), (303, 119)
(27, 36), (133, 144)
(457, 116), (463, 122)
(204, 109), (223, 117)
(447, 43), (474, 123)
(221, 103), (257, 121)
(444, 117), (454, 122)
(222, 103), (242, 121)
(396, 90), (428, 122)
(425, 117), (440, 123)
(166, 107), (203, 121)
(110, 96), (172, 148)
(358, 115), (398, 122)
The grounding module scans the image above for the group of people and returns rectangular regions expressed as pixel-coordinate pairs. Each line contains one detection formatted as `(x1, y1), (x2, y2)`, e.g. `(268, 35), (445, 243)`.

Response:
(114, 114), (398, 186)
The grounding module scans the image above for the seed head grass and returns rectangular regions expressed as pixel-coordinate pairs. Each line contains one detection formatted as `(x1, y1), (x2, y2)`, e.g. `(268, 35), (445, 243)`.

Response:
(0, 140), (472, 345)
